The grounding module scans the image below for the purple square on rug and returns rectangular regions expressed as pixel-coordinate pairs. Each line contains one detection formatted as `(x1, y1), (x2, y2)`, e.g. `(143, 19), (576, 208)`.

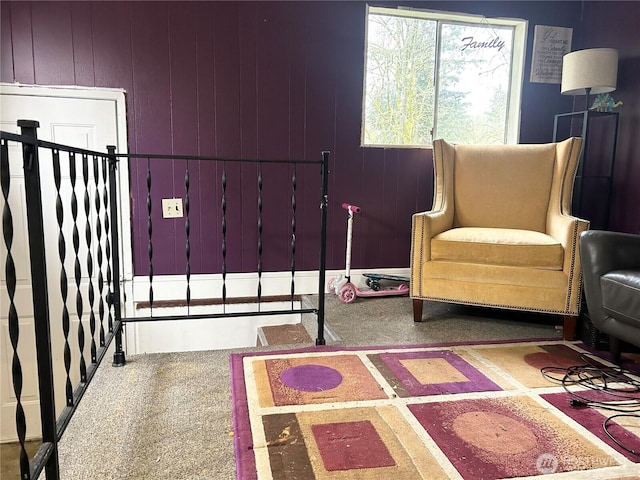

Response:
(369, 350), (502, 397)
(542, 390), (640, 461)
(311, 420), (396, 471)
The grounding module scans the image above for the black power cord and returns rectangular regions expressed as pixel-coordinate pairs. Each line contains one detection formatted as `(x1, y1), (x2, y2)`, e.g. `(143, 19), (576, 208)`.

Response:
(604, 415), (640, 456)
(540, 353), (640, 457)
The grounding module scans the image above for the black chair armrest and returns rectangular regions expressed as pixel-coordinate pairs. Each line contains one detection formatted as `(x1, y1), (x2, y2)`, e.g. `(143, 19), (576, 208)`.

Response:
(580, 230), (640, 327)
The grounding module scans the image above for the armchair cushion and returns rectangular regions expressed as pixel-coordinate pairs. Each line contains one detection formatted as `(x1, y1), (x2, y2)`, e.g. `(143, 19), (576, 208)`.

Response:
(601, 270), (640, 326)
(432, 227), (563, 269)
(453, 145), (556, 231)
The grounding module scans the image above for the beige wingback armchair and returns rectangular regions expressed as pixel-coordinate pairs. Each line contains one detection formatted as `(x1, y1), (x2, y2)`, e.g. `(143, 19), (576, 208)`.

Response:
(410, 137), (588, 339)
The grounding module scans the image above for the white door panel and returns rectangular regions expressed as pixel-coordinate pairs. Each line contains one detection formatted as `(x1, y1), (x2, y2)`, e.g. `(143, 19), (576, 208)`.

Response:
(0, 85), (129, 442)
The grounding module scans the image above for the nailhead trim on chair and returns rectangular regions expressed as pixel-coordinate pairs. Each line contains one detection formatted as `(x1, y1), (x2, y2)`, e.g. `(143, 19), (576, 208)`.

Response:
(565, 219), (579, 313)
(560, 140), (589, 311)
(415, 214), (425, 297)
(565, 218), (589, 314)
(413, 295), (575, 315)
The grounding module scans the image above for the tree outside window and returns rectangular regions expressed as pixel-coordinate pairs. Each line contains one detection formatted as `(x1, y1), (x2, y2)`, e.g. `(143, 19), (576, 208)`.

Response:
(362, 7), (526, 147)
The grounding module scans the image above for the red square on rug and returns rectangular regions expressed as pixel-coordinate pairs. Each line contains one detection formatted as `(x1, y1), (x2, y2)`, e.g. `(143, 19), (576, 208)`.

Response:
(311, 420), (396, 471)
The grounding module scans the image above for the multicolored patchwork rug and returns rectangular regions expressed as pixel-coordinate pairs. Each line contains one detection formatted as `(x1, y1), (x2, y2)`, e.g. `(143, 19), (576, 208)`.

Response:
(230, 340), (640, 479)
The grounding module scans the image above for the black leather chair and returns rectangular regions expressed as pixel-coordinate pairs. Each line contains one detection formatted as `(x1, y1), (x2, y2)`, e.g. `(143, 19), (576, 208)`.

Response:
(580, 230), (640, 363)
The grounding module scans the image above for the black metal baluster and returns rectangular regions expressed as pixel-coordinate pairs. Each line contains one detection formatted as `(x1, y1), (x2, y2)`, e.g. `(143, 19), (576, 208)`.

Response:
(2, 138), (30, 480)
(53, 150), (73, 407)
(185, 164), (191, 310)
(147, 157), (153, 312)
(83, 154), (97, 364)
(103, 158), (113, 334)
(70, 153), (87, 382)
(94, 156), (105, 348)
(257, 166), (263, 309)
(290, 166), (297, 307)
(221, 165), (227, 310)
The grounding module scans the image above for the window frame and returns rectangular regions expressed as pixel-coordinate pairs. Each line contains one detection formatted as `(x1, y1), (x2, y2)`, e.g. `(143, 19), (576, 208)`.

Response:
(362, 6), (528, 147)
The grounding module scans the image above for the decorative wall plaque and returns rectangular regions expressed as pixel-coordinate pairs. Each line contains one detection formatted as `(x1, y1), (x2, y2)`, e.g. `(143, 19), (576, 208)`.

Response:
(530, 25), (572, 84)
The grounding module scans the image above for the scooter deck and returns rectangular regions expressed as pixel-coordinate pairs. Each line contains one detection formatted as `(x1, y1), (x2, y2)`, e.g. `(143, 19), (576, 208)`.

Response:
(363, 273), (410, 283)
(356, 284), (409, 297)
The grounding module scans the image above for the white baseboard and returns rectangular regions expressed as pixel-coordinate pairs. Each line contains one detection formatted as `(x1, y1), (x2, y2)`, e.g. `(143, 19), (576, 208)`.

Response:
(122, 267), (409, 354)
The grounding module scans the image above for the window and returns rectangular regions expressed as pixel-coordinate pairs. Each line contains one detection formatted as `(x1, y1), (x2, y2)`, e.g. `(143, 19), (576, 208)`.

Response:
(362, 7), (527, 146)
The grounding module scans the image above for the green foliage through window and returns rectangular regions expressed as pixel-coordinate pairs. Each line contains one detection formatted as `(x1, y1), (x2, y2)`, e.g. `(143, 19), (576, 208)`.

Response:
(363, 7), (526, 146)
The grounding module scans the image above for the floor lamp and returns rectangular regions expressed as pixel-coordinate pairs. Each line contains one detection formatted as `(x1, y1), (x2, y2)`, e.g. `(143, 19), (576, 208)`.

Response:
(553, 47), (619, 231)
(554, 48), (619, 347)
(560, 47), (618, 110)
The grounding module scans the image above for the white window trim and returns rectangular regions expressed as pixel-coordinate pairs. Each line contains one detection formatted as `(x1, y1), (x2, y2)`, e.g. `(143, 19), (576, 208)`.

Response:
(363, 6), (528, 146)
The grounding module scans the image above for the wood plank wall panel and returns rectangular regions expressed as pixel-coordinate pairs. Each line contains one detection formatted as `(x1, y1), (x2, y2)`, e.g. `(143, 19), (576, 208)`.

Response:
(360, 149), (385, 268)
(9, 2), (36, 84)
(168, 2), (199, 280)
(212, 2), (240, 158)
(330, 2), (366, 270)
(69, 2), (94, 87)
(303, 3), (337, 271)
(1, 2), (15, 81)
(129, 2), (173, 275)
(3, 1), (603, 275)
(380, 150), (401, 263)
(396, 150), (430, 263)
(238, 3), (259, 274)
(287, 3), (311, 273)
(91, 3), (133, 92)
(194, 2), (219, 275)
(212, 2), (243, 274)
(255, 2), (292, 273)
(31, 2), (74, 85)
(580, 1), (640, 234)
(89, 1), (136, 155)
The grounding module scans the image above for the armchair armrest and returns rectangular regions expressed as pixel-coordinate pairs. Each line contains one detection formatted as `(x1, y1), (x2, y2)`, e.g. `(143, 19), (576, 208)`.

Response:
(580, 230), (640, 325)
(410, 209), (453, 297)
(546, 213), (589, 314)
(547, 213), (590, 274)
(411, 209), (453, 263)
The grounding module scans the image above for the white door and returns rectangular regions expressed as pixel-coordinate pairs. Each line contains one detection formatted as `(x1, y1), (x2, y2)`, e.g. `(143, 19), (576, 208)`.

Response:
(0, 84), (130, 442)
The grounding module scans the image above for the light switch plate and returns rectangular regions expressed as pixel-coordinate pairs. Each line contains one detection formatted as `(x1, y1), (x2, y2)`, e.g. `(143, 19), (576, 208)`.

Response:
(162, 198), (183, 218)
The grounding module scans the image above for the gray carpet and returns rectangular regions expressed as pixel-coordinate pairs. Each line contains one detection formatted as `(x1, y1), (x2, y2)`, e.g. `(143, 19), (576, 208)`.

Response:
(58, 295), (562, 479)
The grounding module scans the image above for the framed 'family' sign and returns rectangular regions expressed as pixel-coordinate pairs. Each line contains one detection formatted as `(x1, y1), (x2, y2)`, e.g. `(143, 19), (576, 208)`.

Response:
(530, 25), (573, 84)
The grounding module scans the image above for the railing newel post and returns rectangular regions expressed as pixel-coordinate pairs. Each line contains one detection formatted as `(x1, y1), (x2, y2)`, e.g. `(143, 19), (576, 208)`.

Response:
(18, 119), (60, 480)
(107, 145), (125, 367)
(316, 151), (329, 346)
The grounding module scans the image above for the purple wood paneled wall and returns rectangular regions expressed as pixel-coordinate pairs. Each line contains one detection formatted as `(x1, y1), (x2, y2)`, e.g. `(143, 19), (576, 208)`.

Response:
(4, 1), (636, 277)
(579, 1), (640, 235)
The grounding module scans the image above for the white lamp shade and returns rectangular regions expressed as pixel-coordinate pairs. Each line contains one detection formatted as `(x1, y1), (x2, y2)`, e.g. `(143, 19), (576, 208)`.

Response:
(561, 48), (618, 96)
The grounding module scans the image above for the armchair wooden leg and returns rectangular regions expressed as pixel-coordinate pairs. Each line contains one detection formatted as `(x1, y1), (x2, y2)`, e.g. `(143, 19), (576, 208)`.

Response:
(413, 299), (424, 322)
(563, 315), (577, 341)
(609, 336), (622, 364)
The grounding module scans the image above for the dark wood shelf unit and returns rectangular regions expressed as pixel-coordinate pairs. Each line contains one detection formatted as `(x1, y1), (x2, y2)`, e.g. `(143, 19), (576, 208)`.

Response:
(553, 110), (619, 230)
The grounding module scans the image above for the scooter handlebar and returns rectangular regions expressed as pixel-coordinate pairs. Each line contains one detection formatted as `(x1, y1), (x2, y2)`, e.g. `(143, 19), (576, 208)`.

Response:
(342, 203), (361, 213)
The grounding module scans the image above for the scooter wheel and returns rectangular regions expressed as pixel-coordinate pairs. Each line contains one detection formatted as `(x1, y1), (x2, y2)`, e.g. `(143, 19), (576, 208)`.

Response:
(338, 283), (357, 304)
(370, 281), (381, 292)
(327, 278), (337, 294)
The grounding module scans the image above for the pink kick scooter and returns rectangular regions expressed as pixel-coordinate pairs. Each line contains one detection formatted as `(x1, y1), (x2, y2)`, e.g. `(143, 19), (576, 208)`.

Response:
(327, 203), (409, 304)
